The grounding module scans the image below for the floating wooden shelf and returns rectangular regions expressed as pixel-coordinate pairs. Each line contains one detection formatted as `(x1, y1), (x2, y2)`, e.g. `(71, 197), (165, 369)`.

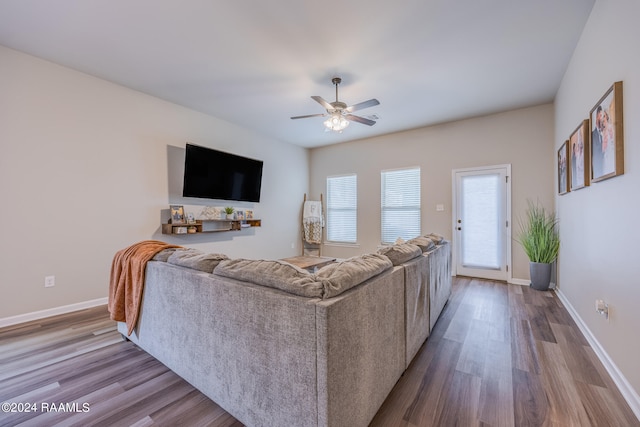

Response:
(162, 219), (261, 235)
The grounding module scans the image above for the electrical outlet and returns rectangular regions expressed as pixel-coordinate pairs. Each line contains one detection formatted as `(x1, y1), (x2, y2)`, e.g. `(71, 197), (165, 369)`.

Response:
(45, 275), (55, 288)
(595, 299), (609, 320)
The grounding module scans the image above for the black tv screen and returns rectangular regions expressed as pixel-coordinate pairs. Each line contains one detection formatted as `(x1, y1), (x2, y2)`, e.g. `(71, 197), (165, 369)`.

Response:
(182, 144), (263, 202)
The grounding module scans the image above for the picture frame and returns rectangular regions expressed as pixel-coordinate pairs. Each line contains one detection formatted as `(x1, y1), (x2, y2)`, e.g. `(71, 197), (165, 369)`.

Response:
(590, 81), (624, 182)
(558, 141), (570, 195)
(186, 212), (196, 224)
(569, 120), (590, 191)
(245, 210), (254, 219)
(170, 205), (186, 224)
(235, 210), (245, 220)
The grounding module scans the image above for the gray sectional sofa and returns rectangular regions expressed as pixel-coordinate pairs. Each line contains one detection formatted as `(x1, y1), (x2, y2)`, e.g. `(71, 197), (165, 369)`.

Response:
(117, 238), (451, 427)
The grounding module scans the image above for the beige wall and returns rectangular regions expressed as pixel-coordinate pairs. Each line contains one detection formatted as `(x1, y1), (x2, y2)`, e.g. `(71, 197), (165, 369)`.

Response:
(555, 0), (640, 402)
(309, 104), (555, 281)
(0, 45), (308, 319)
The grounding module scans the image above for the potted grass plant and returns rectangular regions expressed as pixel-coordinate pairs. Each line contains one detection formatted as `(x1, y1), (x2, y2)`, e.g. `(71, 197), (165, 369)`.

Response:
(516, 201), (560, 291)
(224, 206), (235, 220)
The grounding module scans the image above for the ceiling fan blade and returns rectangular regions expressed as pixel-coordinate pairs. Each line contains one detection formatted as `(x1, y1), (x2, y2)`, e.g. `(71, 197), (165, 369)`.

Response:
(345, 98), (380, 113)
(346, 114), (376, 126)
(311, 96), (334, 111)
(290, 113), (326, 120)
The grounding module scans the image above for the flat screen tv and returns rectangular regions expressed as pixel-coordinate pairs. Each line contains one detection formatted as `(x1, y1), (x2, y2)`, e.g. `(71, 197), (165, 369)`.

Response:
(182, 143), (263, 202)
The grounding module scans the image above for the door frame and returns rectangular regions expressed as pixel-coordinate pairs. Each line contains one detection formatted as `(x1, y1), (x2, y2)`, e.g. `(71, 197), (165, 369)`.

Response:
(451, 164), (512, 282)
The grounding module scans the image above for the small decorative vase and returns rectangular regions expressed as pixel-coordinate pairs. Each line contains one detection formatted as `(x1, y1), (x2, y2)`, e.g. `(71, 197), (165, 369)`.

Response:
(530, 262), (552, 291)
(226, 213), (234, 220)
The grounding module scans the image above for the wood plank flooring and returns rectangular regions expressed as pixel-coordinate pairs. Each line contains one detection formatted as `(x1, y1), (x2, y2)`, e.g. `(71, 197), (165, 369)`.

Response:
(1, 277), (638, 426)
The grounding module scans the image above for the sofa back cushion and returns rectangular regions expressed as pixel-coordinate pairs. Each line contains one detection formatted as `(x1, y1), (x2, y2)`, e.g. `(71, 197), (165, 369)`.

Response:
(425, 233), (445, 245)
(167, 248), (229, 273)
(316, 253), (393, 298)
(214, 259), (324, 298)
(377, 243), (422, 266)
(407, 236), (436, 252)
(152, 247), (180, 262)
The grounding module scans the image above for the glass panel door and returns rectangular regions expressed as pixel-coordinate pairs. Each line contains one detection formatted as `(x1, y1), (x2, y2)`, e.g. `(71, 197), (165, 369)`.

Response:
(454, 166), (510, 281)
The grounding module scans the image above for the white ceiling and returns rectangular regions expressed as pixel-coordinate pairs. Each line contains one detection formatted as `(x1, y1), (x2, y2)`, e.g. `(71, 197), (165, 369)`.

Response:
(0, 0), (594, 148)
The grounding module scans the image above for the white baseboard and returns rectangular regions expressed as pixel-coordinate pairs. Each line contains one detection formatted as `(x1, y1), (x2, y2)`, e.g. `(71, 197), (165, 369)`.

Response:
(0, 297), (108, 328)
(508, 278), (558, 290)
(454, 274), (531, 286)
(555, 289), (640, 421)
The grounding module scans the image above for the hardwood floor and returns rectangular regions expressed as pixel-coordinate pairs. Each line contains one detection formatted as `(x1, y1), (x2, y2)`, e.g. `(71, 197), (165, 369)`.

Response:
(1, 277), (637, 426)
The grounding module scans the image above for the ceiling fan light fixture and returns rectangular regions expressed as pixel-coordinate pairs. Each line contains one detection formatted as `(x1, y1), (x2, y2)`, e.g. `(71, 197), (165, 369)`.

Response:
(324, 113), (349, 132)
(291, 76), (379, 132)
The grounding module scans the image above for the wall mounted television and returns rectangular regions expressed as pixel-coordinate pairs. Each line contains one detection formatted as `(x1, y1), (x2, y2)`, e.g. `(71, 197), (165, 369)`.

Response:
(182, 143), (263, 203)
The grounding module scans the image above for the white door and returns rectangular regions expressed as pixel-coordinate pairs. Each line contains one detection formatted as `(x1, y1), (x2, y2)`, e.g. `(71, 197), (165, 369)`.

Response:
(453, 165), (511, 281)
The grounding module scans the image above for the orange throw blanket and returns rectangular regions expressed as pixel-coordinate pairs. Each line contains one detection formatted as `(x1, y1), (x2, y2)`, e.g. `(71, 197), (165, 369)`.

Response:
(108, 240), (181, 335)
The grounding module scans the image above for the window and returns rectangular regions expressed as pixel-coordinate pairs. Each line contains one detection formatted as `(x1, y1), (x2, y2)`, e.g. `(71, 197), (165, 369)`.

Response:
(381, 167), (421, 244)
(326, 174), (357, 243)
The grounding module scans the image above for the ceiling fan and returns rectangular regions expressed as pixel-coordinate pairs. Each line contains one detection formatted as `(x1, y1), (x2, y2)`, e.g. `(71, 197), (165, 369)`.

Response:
(291, 77), (380, 132)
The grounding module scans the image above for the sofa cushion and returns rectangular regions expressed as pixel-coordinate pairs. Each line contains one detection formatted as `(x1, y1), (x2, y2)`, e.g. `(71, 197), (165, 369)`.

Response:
(315, 253), (393, 298)
(152, 247), (180, 262)
(407, 236), (436, 252)
(426, 233), (445, 244)
(167, 248), (229, 273)
(377, 243), (422, 266)
(213, 259), (323, 298)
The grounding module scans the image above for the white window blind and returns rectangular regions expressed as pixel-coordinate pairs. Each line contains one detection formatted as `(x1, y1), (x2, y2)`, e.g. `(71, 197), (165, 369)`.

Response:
(381, 167), (421, 244)
(326, 174), (357, 243)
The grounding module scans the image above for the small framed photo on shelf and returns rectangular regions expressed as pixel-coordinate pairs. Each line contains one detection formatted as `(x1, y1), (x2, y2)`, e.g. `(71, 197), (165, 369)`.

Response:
(186, 212), (196, 224)
(235, 210), (245, 220)
(170, 205), (186, 224)
(590, 81), (624, 182)
(569, 120), (590, 191)
(558, 142), (570, 195)
(245, 210), (254, 219)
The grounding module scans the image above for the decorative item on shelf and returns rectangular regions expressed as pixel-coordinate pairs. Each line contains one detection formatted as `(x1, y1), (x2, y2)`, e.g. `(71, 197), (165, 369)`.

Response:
(174, 226), (188, 235)
(516, 201), (560, 291)
(187, 226), (197, 234)
(186, 212), (196, 224)
(170, 205), (186, 224)
(245, 210), (254, 219)
(224, 206), (235, 220)
(200, 206), (222, 220)
(236, 210), (245, 220)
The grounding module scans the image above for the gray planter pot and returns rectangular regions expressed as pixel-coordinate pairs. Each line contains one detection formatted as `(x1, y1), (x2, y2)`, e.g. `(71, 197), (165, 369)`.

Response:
(530, 262), (552, 291)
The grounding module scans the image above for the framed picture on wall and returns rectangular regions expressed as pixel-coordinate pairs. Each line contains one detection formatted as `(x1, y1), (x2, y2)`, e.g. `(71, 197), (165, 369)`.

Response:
(558, 142), (570, 195)
(170, 205), (186, 224)
(590, 81), (624, 182)
(569, 120), (590, 191)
